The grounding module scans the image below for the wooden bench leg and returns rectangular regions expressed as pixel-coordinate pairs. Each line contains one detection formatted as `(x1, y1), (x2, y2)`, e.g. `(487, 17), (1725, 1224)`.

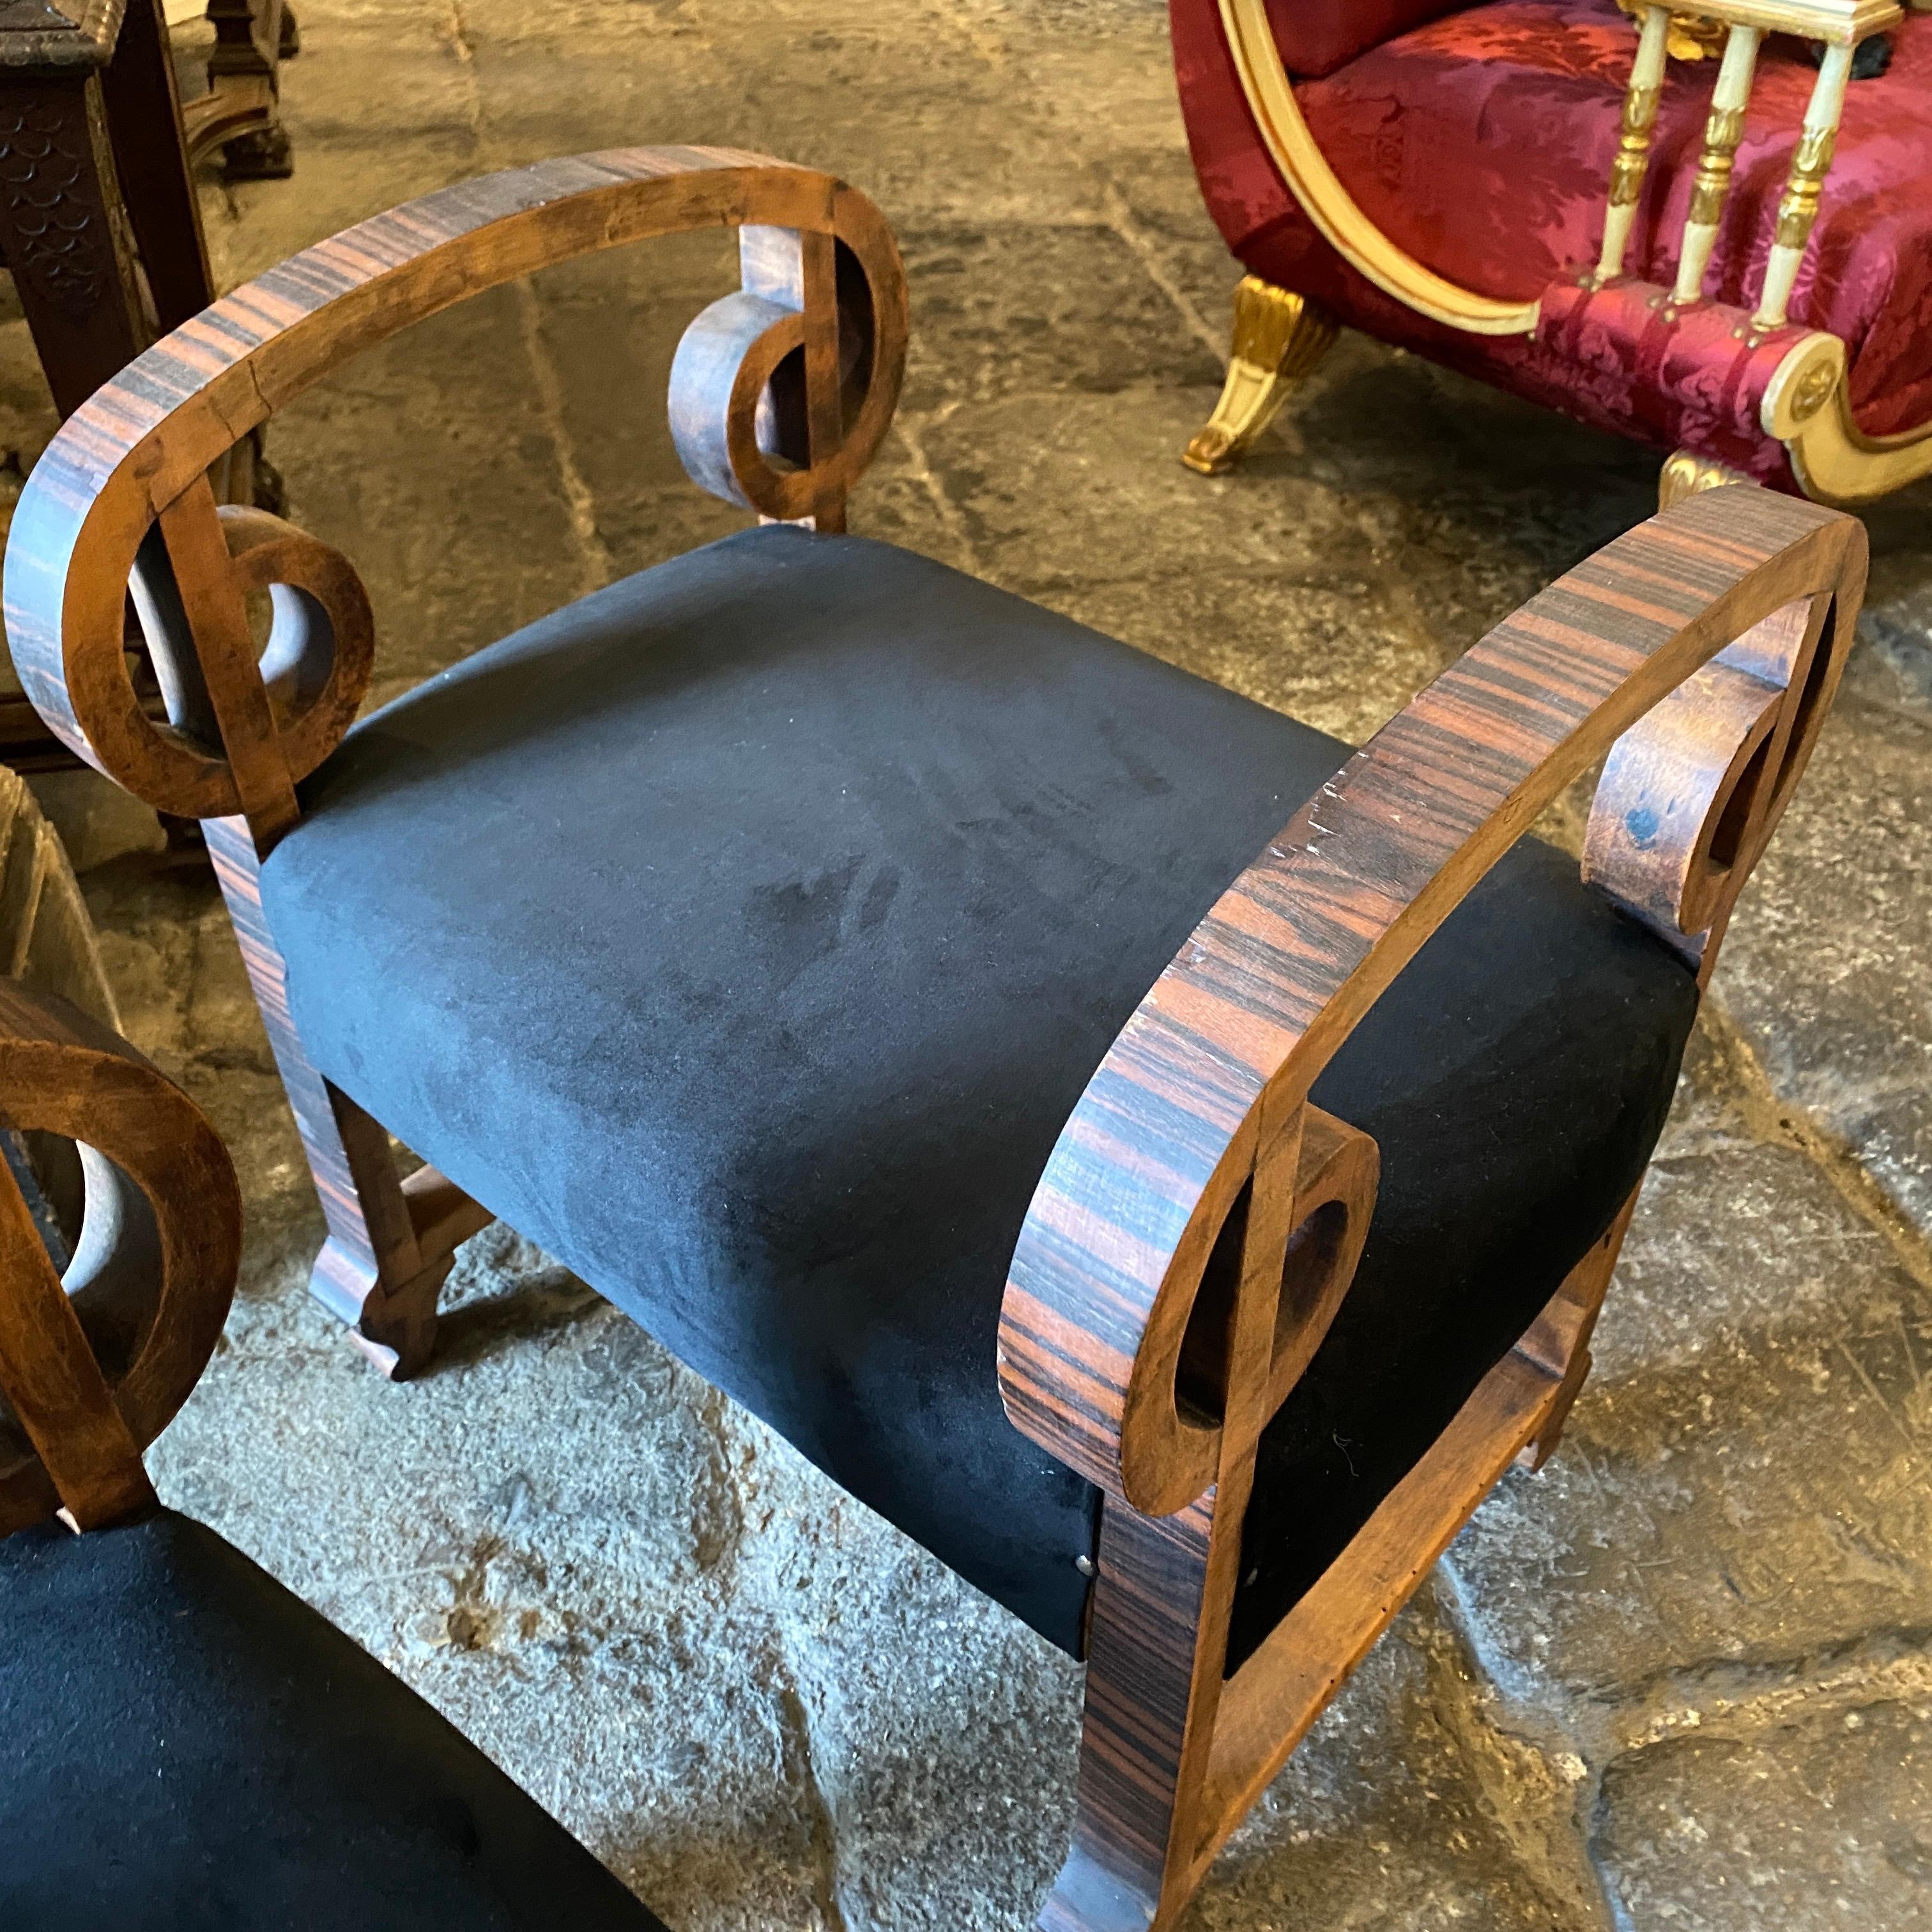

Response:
(1517, 1189), (1639, 1472)
(1048, 1199), (1641, 1931)
(204, 818), (488, 1377)
(1039, 1473), (1248, 1932)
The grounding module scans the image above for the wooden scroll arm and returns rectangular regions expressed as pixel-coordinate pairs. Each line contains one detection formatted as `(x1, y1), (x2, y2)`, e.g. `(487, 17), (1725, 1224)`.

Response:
(3, 147), (908, 827)
(1000, 485), (1867, 1519)
(0, 983), (243, 1536)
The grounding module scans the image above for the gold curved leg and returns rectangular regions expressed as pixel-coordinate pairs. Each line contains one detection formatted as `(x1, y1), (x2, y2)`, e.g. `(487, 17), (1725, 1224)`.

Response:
(1659, 447), (1752, 510)
(1183, 279), (1338, 476)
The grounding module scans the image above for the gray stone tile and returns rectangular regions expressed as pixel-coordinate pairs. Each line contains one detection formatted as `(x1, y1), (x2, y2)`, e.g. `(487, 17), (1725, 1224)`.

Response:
(1088, 132), (1264, 362)
(261, 4), (478, 142)
(263, 284), (588, 694)
(1026, 568), (1450, 746)
(463, 22), (744, 165)
(1844, 482), (1932, 721)
(522, 255), (746, 546)
(1193, 1598), (1595, 1931)
(1715, 698), (1932, 1243)
(1446, 1100), (1932, 1701)
(896, 222), (1220, 413)
(914, 384), (1376, 590)
(690, 23), (1107, 225)
(208, 132), (485, 289)
(1593, 1692), (1932, 1929)
(150, 1270), (835, 1928)
(717, 1418), (1084, 1932)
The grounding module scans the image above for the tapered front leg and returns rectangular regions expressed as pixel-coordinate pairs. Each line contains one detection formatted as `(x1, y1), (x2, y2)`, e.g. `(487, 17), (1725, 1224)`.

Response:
(1517, 1191), (1639, 1472)
(1038, 1117), (1319, 1932)
(204, 816), (484, 1377)
(1183, 279), (1337, 476)
(1041, 1475), (1248, 1932)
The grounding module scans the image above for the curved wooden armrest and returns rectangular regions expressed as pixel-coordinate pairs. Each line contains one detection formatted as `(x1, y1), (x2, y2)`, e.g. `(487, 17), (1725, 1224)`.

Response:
(1000, 486), (1867, 1517)
(0, 983), (241, 1537)
(4, 147), (908, 833)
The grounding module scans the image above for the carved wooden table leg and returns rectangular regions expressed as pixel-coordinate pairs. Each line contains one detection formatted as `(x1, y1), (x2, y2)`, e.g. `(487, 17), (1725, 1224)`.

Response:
(0, 59), (146, 419)
(0, 9), (154, 774)
(185, 0), (293, 180)
(102, 0), (215, 336)
(0, 0), (220, 408)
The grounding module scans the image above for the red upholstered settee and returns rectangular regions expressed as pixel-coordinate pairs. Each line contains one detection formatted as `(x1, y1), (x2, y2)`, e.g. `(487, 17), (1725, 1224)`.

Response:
(1171, 0), (1932, 505)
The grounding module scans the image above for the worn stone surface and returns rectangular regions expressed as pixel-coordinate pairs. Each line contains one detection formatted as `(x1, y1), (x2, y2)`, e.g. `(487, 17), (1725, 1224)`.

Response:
(3, 0), (1930, 1927)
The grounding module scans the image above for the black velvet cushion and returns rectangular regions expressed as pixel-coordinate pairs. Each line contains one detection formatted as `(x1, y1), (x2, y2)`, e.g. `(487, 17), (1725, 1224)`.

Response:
(0, 1508), (661, 1931)
(261, 526), (1698, 1660)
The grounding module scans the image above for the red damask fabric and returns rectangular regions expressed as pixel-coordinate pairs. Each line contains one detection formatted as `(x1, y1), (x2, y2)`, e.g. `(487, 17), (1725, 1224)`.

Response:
(1536, 278), (1817, 484)
(1264, 0), (1475, 78)
(1172, 0), (1932, 480)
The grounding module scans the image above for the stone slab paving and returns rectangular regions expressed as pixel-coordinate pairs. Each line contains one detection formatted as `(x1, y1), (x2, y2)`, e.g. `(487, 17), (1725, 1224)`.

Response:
(3, 0), (1929, 1926)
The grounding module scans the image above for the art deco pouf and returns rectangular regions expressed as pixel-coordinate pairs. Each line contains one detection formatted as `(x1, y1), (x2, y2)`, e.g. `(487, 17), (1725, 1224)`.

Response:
(3, 150), (1868, 1932)
(0, 986), (668, 1931)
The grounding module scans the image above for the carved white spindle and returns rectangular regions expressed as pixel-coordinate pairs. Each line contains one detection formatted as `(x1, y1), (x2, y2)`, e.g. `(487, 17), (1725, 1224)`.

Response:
(1671, 22), (1763, 305)
(1595, 4), (1673, 285)
(1752, 38), (1854, 333)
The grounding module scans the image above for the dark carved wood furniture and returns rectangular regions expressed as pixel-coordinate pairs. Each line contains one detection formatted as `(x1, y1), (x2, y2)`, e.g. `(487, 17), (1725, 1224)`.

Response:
(0, 0), (289, 774)
(2, 148), (1869, 1932)
(0, 0), (296, 415)
(180, 0), (300, 181)
(0, 980), (670, 1929)
(1171, 0), (1932, 507)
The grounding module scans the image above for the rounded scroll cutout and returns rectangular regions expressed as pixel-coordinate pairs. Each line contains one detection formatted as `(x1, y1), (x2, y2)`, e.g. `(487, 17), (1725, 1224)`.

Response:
(670, 290), (811, 515)
(1121, 1107), (1378, 1518)
(1584, 591), (1850, 951)
(66, 502), (376, 824)
(1120, 1154), (1253, 1518)
(219, 505), (376, 788)
(1263, 1111), (1377, 1419)
(668, 200), (904, 523)
(0, 1005), (242, 1536)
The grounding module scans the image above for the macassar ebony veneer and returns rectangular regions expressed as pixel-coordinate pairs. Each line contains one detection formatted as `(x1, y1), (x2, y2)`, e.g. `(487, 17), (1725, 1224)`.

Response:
(3, 148), (1869, 1931)
(0, 983), (667, 1930)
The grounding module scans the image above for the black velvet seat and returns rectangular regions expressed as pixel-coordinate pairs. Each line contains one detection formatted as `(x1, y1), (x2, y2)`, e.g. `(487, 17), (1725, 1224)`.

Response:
(0, 1508), (659, 1931)
(261, 525), (1699, 1659)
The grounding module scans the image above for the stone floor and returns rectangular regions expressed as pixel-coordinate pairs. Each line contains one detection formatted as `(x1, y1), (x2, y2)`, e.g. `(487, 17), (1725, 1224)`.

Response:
(6, 1), (1932, 1926)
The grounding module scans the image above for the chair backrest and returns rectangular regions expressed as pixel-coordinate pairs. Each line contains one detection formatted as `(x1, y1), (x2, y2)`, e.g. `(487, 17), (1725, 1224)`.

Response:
(1266, 0), (1473, 75)
(0, 983), (241, 1537)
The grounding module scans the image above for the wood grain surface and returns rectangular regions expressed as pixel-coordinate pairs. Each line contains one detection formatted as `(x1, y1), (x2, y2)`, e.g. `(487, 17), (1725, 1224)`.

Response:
(4, 148), (908, 822)
(999, 484), (1864, 1521)
(1013, 483), (1865, 1932)
(0, 981), (240, 1533)
(2, 147), (908, 1376)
